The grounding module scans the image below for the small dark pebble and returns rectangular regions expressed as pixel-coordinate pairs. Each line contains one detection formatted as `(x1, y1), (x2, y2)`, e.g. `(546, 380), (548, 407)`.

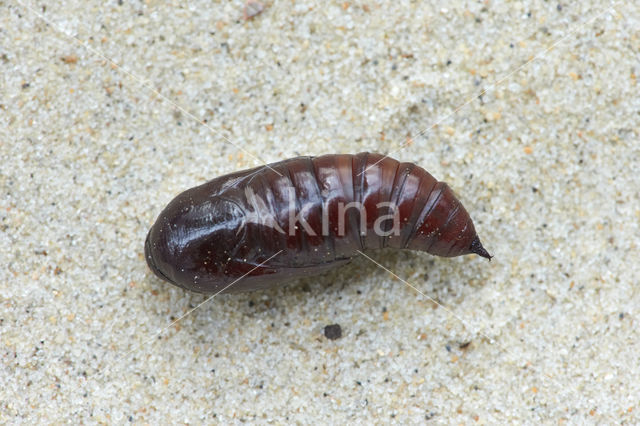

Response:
(459, 341), (472, 349)
(324, 324), (342, 340)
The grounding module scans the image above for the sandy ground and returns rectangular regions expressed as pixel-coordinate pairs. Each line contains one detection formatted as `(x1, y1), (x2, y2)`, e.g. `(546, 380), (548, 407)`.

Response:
(2, 0), (639, 423)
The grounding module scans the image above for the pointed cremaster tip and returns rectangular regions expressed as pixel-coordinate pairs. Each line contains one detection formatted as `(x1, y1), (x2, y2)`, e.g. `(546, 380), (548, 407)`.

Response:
(470, 236), (492, 260)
